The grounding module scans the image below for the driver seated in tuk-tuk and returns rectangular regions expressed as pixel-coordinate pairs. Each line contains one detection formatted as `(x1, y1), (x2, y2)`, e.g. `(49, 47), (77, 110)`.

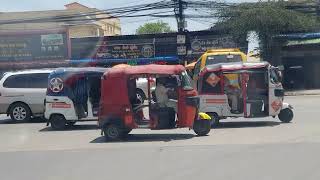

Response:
(224, 74), (241, 113)
(155, 77), (177, 112)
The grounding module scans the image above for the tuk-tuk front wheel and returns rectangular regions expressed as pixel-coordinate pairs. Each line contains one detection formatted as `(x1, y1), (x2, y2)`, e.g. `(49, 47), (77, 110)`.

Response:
(50, 114), (66, 130)
(208, 113), (220, 128)
(193, 120), (211, 136)
(103, 124), (123, 140)
(278, 108), (294, 123)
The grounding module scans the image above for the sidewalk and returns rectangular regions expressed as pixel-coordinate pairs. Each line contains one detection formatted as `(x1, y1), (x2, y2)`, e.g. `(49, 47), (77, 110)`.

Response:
(285, 89), (320, 96)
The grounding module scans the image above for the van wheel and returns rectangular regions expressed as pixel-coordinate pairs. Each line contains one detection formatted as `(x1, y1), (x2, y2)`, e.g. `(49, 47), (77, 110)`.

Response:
(50, 115), (66, 130)
(103, 124), (123, 141)
(66, 121), (76, 126)
(9, 103), (31, 122)
(278, 108), (294, 123)
(193, 120), (211, 136)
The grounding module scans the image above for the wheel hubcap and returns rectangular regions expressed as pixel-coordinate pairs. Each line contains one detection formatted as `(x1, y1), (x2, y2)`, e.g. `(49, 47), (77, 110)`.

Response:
(13, 107), (26, 121)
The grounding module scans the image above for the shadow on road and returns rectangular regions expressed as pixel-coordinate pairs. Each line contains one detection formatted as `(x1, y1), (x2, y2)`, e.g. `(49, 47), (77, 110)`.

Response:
(0, 117), (46, 124)
(91, 133), (195, 143)
(39, 124), (99, 132)
(214, 121), (281, 129)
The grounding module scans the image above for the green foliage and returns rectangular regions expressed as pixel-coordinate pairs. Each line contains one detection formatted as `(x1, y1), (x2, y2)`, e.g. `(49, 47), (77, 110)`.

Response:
(136, 21), (173, 34)
(216, 1), (320, 59)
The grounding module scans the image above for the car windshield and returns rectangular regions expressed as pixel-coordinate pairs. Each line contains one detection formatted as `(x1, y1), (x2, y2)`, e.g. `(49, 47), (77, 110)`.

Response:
(206, 54), (242, 65)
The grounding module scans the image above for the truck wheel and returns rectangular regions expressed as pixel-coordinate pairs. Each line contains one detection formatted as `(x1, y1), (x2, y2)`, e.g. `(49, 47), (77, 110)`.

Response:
(103, 124), (123, 140)
(193, 120), (211, 136)
(208, 113), (220, 128)
(278, 108), (293, 123)
(50, 114), (66, 130)
(9, 103), (31, 122)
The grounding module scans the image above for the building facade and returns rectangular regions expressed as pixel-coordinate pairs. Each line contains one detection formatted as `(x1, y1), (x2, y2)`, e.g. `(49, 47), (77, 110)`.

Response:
(0, 2), (121, 38)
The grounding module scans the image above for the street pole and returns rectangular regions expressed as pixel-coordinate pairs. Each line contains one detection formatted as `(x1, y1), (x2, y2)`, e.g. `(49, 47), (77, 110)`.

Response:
(174, 0), (188, 64)
(174, 0), (185, 32)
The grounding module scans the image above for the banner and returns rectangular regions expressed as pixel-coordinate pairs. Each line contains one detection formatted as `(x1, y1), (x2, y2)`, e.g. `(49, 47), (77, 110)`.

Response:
(0, 32), (68, 61)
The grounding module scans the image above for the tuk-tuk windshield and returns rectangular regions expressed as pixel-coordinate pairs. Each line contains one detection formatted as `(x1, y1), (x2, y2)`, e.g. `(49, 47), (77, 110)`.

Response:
(206, 55), (242, 65)
(270, 68), (281, 84)
(181, 71), (193, 90)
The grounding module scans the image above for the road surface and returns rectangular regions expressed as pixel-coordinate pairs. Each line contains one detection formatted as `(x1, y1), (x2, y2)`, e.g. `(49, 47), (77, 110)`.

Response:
(0, 96), (319, 180)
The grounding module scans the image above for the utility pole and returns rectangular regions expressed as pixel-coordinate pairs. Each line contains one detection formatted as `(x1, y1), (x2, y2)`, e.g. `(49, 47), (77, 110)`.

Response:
(174, 0), (188, 64)
(174, 0), (186, 32)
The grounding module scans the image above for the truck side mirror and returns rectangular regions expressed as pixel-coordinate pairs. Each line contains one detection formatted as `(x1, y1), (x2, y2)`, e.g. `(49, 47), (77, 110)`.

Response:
(274, 89), (284, 97)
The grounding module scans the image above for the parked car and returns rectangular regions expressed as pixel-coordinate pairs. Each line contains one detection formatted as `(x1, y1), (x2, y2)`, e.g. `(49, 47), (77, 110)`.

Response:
(0, 69), (53, 122)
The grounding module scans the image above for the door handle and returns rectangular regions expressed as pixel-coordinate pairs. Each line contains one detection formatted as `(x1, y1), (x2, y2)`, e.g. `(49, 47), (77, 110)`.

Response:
(53, 99), (59, 101)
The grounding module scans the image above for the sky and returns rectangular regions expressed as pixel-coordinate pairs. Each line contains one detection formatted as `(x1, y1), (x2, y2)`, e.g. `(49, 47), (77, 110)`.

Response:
(0, 0), (258, 35)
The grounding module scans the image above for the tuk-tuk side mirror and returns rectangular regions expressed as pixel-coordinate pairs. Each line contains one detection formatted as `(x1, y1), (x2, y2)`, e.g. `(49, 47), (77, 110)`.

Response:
(274, 89), (284, 97)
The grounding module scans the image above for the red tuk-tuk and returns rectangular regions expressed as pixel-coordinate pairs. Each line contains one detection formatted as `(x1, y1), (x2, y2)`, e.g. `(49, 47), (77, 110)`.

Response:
(98, 64), (211, 140)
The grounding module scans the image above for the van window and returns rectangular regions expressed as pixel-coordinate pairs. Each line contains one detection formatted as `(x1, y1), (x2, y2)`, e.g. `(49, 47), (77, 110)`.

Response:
(3, 73), (49, 88)
(26, 73), (49, 88)
(3, 74), (28, 88)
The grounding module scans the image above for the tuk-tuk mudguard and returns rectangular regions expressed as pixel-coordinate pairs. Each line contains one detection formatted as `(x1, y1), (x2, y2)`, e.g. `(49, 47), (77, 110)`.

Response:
(198, 112), (211, 120)
(282, 102), (293, 110)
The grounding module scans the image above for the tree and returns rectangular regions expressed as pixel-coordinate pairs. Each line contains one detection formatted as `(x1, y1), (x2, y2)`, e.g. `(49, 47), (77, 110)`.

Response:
(215, 1), (320, 59)
(136, 21), (174, 34)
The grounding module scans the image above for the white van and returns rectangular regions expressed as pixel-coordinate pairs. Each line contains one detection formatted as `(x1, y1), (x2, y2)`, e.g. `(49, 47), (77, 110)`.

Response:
(0, 69), (53, 122)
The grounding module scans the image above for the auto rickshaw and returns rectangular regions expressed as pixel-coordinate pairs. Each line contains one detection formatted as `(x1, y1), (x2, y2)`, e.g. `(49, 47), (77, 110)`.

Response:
(197, 62), (293, 126)
(98, 64), (212, 140)
(45, 67), (108, 130)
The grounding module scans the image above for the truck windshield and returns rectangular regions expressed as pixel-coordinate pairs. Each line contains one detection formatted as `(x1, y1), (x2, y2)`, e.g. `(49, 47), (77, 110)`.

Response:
(206, 54), (242, 65)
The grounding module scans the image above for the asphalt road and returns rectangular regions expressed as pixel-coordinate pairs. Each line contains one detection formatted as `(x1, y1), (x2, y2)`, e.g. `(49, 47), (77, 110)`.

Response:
(0, 96), (319, 180)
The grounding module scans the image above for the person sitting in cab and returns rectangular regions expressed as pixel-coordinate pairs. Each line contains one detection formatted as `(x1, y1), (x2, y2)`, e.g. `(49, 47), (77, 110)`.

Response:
(224, 74), (241, 114)
(155, 77), (177, 112)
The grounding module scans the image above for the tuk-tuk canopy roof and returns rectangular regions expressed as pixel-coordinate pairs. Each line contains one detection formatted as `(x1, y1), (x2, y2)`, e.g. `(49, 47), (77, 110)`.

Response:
(49, 67), (109, 80)
(105, 64), (186, 77)
(204, 62), (269, 72)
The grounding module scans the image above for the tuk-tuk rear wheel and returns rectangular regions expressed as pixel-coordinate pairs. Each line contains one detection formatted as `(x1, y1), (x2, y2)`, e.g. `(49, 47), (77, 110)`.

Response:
(103, 124), (123, 140)
(50, 114), (66, 130)
(278, 108), (294, 123)
(193, 120), (211, 136)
